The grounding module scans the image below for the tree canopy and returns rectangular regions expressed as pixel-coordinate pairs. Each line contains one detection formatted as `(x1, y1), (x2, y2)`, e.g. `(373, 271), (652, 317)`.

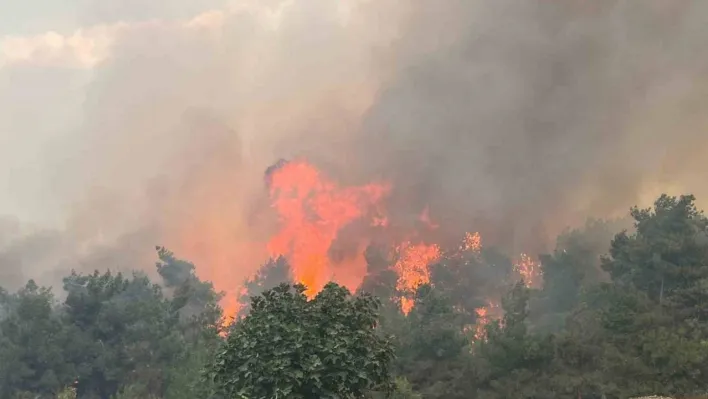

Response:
(2, 194), (708, 398)
(207, 282), (395, 399)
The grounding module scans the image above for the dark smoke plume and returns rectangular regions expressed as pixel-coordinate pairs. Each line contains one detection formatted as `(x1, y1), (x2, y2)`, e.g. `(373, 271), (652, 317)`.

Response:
(308, 1), (708, 253)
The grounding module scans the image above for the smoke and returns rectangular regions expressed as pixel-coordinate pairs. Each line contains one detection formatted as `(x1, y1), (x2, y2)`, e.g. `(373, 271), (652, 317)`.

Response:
(1, 0), (707, 290)
(343, 1), (708, 252)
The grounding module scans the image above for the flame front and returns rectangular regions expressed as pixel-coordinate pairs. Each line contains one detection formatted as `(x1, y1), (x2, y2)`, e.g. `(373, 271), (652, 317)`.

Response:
(218, 160), (542, 320)
(267, 160), (389, 296)
(394, 241), (442, 314)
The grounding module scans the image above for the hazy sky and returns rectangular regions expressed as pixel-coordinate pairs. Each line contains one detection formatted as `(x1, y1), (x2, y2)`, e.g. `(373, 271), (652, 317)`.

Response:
(0, 0), (232, 35)
(0, 0), (231, 224)
(1, 0), (707, 292)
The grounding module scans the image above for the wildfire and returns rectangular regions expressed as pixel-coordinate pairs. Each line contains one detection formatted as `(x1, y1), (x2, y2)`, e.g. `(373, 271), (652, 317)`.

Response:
(264, 159), (445, 315)
(214, 159), (539, 321)
(266, 160), (389, 296)
(473, 300), (502, 341)
(514, 253), (542, 288)
(460, 231), (482, 254)
(473, 306), (489, 341)
(393, 240), (442, 314)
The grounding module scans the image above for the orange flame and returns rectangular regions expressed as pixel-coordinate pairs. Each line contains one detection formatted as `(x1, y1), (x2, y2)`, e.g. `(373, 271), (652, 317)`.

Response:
(394, 240), (441, 314)
(473, 300), (501, 341)
(267, 160), (389, 296)
(514, 253), (542, 288)
(460, 231), (482, 254)
(192, 159), (540, 323)
(473, 306), (489, 341)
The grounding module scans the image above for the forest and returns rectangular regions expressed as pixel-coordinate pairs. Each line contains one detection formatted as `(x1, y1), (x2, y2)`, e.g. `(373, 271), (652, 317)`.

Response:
(2, 193), (708, 399)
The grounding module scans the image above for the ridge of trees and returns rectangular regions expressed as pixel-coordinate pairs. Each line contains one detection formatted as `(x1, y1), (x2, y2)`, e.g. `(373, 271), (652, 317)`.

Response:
(1, 194), (708, 398)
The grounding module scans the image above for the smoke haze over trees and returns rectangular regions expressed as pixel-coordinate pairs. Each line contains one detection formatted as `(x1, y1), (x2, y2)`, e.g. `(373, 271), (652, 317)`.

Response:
(2, 194), (708, 398)
(1, 1), (708, 290)
(2, 1), (708, 397)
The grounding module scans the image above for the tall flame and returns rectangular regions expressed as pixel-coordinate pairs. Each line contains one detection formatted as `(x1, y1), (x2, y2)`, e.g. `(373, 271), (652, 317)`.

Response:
(394, 241), (442, 314)
(215, 160), (541, 322)
(266, 160), (389, 296)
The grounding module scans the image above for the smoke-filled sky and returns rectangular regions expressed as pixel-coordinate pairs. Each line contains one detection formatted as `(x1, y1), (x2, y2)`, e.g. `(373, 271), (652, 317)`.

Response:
(1, 0), (707, 291)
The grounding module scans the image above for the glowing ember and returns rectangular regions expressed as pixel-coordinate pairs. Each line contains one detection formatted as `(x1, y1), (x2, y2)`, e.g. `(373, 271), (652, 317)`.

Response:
(460, 231), (482, 253)
(267, 160), (389, 296)
(514, 253), (542, 288)
(473, 300), (501, 341)
(473, 306), (489, 341)
(394, 240), (442, 314)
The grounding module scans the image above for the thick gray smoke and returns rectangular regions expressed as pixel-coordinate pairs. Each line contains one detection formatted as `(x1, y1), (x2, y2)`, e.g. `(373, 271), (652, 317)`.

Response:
(0, 0), (707, 292)
(341, 1), (708, 252)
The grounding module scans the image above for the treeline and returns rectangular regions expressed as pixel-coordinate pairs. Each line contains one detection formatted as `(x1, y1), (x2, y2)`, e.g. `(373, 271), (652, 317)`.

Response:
(0, 248), (223, 399)
(2, 194), (708, 398)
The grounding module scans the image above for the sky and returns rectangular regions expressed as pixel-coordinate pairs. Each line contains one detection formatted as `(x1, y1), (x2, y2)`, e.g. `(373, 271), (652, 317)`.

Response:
(1, 0), (708, 293)
(0, 0), (230, 224)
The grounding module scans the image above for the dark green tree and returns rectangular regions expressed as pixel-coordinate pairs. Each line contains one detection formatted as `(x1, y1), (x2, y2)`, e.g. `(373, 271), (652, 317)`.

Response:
(0, 248), (225, 399)
(603, 194), (708, 304)
(156, 246), (223, 326)
(547, 306), (607, 399)
(394, 284), (472, 399)
(0, 281), (74, 398)
(358, 244), (398, 304)
(472, 281), (555, 399)
(534, 218), (624, 332)
(357, 244), (409, 357)
(430, 247), (513, 328)
(585, 194), (708, 397)
(237, 256), (292, 319)
(369, 377), (422, 399)
(155, 247), (224, 399)
(61, 270), (184, 398)
(206, 282), (395, 399)
(541, 195), (708, 398)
